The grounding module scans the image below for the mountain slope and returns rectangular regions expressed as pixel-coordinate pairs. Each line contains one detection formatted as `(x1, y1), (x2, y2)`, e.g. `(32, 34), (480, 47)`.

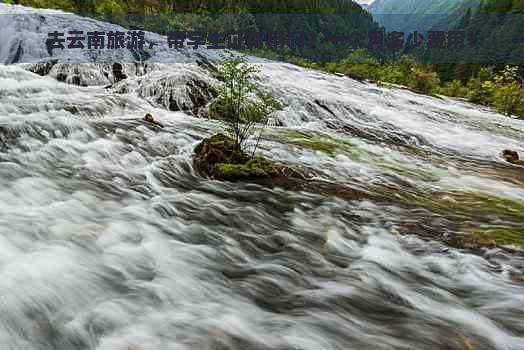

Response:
(369, 0), (482, 33)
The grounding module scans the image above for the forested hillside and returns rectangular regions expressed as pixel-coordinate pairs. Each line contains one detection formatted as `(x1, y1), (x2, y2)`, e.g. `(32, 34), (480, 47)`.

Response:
(368, 0), (482, 32)
(298, 0), (524, 118)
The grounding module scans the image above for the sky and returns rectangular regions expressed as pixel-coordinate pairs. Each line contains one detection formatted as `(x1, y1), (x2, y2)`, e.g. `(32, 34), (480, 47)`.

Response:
(355, 0), (375, 4)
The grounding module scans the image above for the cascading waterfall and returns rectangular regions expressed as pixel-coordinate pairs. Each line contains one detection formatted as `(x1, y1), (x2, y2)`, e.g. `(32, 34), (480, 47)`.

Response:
(0, 3), (523, 350)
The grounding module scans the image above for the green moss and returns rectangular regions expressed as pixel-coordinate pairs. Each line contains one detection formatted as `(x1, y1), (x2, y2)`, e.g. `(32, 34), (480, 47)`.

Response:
(296, 140), (337, 156)
(397, 190), (524, 224)
(272, 130), (444, 183)
(214, 156), (278, 180)
(391, 189), (524, 248)
(271, 130), (361, 159)
(467, 227), (524, 247)
(377, 162), (440, 183)
(207, 133), (236, 147)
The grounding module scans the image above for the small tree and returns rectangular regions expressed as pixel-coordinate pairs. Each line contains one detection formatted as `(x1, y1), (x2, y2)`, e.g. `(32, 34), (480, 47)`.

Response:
(210, 53), (282, 154)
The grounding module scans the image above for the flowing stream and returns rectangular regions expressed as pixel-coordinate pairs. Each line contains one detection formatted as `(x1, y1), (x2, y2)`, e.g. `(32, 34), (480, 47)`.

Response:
(0, 4), (524, 350)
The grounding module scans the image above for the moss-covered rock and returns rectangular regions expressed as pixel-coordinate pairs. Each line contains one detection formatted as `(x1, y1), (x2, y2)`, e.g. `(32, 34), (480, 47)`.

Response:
(214, 156), (280, 180)
(193, 133), (294, 181)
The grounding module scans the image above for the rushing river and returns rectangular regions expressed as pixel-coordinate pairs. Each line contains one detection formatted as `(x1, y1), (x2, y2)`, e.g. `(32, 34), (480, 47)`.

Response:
(1, 4), (524, 350)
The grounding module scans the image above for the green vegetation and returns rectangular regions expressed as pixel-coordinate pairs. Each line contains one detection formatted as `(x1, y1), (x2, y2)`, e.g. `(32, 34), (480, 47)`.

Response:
(210, 53), (282, 154)
(271, 129), (360, 159)
(193, 55), (292, 181)
(404, 190), (524, 223)
(214, 156), (278, 180)
(297, 50), (442, 96)
(392, 189), (524, 247)
(468, 227), (524, 247)
(298, 55), (523, 117)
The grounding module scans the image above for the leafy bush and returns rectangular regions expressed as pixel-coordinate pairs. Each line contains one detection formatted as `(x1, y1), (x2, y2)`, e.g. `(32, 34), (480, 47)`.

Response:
(95, 0), (124, 14)
(491, 66), (523, 117)
(407, 67), (440, 95)
(345, 64), (375, 81)
(441, 79), (467, 97)
(374, 64), (405, 85)
(465, 78), (493, 105)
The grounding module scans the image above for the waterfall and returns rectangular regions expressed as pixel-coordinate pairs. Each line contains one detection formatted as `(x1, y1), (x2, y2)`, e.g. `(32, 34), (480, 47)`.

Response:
(1, 3), (523, 350)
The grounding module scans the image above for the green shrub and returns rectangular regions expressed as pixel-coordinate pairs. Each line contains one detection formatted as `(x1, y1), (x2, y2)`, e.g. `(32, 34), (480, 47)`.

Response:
(492, 66), (523, 117)
(465, 78), (493, 105)
(407, 67), (440, 95)
(345, 64), (374, 81)
(375, 64), (405, 85)
(441, 79), (467, 97)
(19, 0), (76, 12)
(492, 83), (521, 117)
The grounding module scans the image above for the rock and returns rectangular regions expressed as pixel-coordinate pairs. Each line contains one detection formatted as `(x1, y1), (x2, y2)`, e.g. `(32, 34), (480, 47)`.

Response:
(193, 134), (298, 181)
(143, 113), (164, 128)
(193, 134), (250, 178)
(503, 149), (519, 162)
(0, 126), (21, 153)
(114, 69), (216, 116)
(112, 63), (127, 82)
(26, 61), (57, 76)
(511, 274), (524, 284)
(502, 149), (524, 165)
(25, 62), (145, 86)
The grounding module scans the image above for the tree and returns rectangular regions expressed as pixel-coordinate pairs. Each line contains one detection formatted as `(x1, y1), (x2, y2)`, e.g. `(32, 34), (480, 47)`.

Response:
(210, 53), (282, 154)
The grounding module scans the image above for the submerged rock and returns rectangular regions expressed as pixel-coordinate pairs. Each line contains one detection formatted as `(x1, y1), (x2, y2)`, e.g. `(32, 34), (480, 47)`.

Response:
(502, 149), (524, 165)
(112, 63), (127, 82)
(143, 113), (164, 128)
